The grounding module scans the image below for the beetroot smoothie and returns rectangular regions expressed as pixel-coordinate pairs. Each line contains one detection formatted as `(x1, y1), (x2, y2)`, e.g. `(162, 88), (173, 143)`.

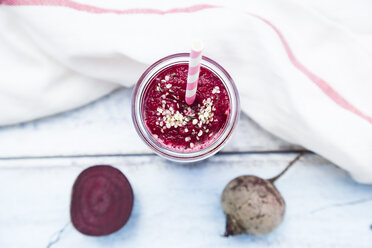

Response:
(132, 53), (239, 162)
(142, 64), (230, 151)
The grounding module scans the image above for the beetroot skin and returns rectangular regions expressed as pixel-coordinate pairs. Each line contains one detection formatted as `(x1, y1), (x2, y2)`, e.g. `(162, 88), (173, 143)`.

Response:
(70, 165), (134, 236)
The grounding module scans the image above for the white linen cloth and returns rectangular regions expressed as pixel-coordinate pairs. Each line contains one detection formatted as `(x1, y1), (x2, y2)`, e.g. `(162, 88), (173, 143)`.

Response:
(0, 0), (371, 183)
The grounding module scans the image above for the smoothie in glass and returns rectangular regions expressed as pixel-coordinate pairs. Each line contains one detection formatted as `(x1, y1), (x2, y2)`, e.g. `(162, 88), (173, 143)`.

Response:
(132, 53), (239, 162)
(142, 64), (230, 151)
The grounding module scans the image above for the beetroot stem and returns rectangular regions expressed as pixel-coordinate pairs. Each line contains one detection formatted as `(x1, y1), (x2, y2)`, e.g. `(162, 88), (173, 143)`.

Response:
(268, 151), (306, 183)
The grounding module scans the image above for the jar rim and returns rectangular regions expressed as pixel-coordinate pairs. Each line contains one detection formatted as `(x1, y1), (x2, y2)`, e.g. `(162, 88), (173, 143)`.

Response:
(131, 53), (240, 162)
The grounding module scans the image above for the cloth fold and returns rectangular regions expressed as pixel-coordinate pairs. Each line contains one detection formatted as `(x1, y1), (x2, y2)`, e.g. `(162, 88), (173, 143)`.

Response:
(1, 0), (371, 182)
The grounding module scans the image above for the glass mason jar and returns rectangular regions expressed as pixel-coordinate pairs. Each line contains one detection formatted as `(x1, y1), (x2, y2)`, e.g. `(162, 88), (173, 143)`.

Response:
(131, 53), (240, 162)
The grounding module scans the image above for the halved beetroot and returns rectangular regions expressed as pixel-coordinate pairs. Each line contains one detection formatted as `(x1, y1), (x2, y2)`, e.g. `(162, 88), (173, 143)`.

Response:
(70, 165), (134, 236)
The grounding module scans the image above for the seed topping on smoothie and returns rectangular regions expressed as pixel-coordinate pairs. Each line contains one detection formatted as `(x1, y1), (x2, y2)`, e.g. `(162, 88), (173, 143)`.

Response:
(143, 64), (230, 150)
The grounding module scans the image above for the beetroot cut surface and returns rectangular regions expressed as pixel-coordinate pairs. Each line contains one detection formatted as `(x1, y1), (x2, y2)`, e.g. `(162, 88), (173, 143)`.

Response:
(70, 165), (134, 236)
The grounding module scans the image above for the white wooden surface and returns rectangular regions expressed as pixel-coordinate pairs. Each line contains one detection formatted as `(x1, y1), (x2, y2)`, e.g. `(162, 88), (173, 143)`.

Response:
(0, 88), (301, 158)
(0, 88), (370, 248)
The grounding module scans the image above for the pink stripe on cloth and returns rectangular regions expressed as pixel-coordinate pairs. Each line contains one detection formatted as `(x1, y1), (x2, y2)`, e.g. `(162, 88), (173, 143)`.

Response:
(249, 13), (372, 125)
(186, 80), (198, 91)
(1, 0), (218, 15)
(190, 50), (202, 59)
(188, 64), (200, 76)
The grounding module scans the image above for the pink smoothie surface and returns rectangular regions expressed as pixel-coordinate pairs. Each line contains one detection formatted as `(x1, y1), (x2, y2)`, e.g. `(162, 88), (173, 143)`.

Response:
(142, 64), (230, 151)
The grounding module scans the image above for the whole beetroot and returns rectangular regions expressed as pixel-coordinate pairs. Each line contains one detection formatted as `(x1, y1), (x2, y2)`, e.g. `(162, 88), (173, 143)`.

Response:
(221, 152), (305, 236)
(222, 175), (285, 236)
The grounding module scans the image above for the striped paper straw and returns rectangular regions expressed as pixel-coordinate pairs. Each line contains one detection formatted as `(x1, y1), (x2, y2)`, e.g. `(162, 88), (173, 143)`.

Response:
(185, 40), (204, 105)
